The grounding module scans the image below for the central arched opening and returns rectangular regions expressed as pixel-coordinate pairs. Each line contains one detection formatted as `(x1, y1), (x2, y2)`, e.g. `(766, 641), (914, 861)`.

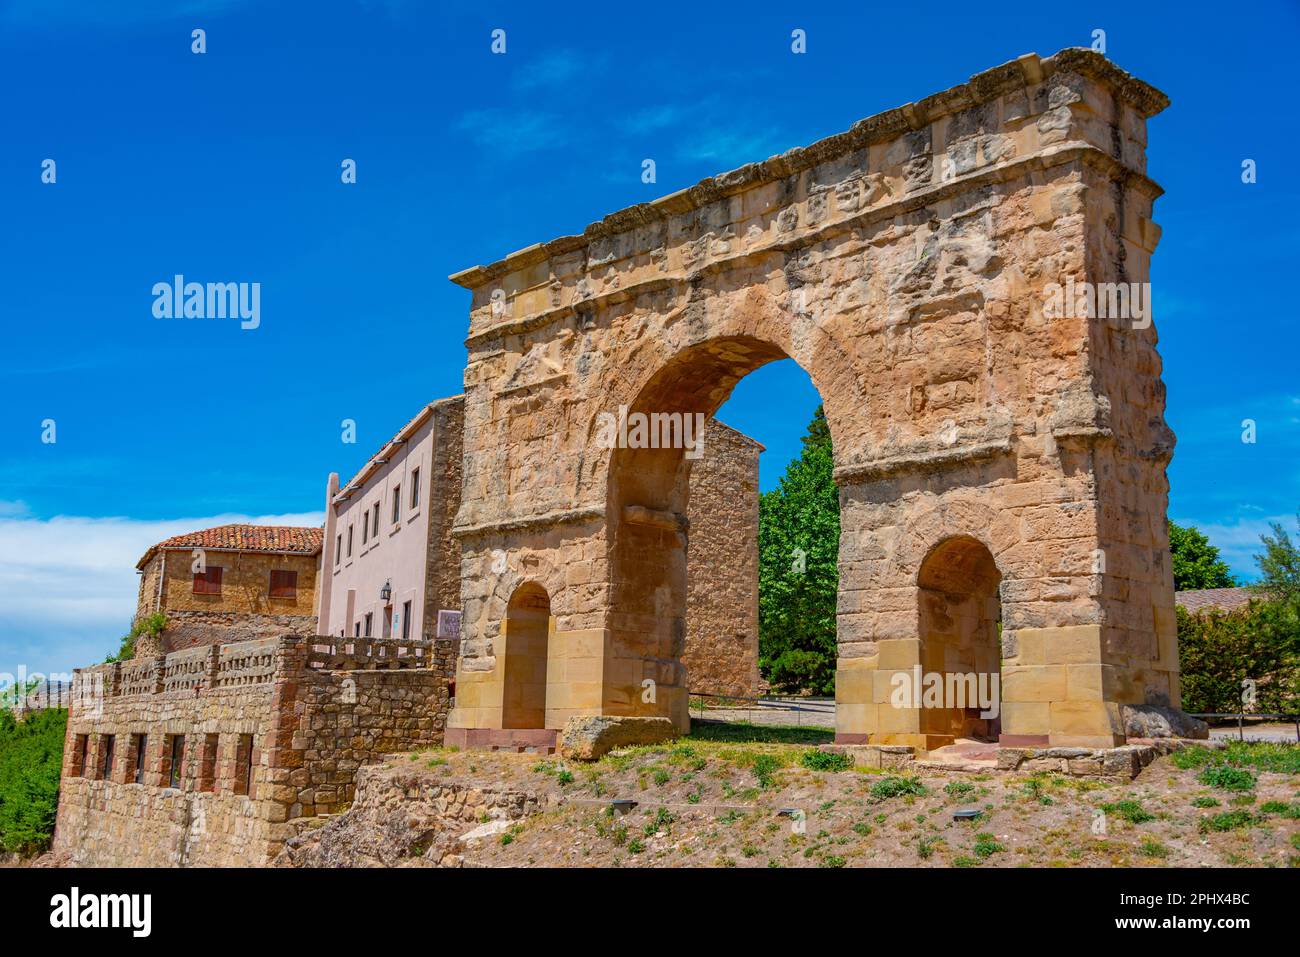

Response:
(916, 536), (1003, 746)
(605, 336), (838, 733)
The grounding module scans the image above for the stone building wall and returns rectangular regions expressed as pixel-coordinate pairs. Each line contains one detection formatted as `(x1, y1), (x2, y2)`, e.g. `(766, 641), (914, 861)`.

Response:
(134, 549), (319, 654)
(422, 397), (466, 636)
(684, 420), (761, 696)
(136, 554), (163, 622)
(53, 634), (450, 867)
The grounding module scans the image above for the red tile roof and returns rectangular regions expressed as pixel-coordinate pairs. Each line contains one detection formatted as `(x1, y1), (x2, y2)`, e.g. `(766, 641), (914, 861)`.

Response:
(136, 524), (322, 569)
(1174, 587), (1256, 615)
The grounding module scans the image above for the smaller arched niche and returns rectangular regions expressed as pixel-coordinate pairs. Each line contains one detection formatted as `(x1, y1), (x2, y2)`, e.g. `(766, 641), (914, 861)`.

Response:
(501, 582), (552, 729)
(916, 536), (1003, 743)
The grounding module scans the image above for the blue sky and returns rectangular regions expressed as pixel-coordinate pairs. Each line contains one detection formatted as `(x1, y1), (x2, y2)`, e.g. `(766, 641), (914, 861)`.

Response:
(1, 0), (1297, 675)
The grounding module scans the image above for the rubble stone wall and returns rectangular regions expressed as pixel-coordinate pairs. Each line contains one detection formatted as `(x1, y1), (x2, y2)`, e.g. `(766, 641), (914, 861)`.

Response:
(684, 421), (761, 696)
(53, 635), (450, 866)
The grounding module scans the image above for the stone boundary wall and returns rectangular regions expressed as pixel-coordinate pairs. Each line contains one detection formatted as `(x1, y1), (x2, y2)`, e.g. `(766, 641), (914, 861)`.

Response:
(159, 610), (318, 654)
(53, 634), (452, 867)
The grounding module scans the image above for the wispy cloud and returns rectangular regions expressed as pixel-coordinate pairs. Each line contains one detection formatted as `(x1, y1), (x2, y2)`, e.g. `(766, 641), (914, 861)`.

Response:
(1172, 511), (1295, 582)
(618, 104), (691, 137)
(454, 108), (568, 158)
(675, 126), (790, 166)
(615, 95), (793, 169)
(512, 49), (599, 92)
(0, 505), (323, 676)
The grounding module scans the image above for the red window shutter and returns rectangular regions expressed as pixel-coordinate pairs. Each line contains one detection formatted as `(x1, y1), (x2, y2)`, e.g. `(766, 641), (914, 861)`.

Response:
(193, 566), (222, 594)
(210, 566), (222, 593)
(270, 570), (298, 599)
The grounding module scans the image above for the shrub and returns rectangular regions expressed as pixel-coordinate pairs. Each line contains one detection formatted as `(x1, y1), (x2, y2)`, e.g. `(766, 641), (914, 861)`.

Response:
(972, 833), (1004, 858)
(0, 708), (66, 855)
(752, 754), (782, 789)
(944, 781), (975, 798)
(870, 776), (927, 800)
(800, 749), (853, 773)
(1197, 765), (1257, 792)
(1177, 602), (1299, 714)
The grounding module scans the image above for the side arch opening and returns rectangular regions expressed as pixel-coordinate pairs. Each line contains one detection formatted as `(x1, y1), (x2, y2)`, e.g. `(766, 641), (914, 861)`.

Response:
(916, 536), (1003, 745)
(501, 581), (553, 730)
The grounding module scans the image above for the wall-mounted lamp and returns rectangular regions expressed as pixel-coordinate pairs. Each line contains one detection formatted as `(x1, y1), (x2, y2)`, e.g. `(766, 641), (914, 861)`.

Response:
(380, 580), (392, 602)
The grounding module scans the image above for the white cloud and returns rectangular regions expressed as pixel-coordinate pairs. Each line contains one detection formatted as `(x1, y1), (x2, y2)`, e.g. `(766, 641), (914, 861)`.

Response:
(1173, 512), (1293, 581)
(0, 506), (323, 676)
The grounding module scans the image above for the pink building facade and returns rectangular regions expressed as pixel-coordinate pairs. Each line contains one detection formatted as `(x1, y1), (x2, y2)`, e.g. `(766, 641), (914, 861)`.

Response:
(316, 397), (464, 642)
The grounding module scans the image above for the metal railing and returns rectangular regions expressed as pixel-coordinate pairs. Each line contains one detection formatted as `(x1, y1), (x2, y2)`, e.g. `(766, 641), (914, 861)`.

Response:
(1187, 712), (1300, 742)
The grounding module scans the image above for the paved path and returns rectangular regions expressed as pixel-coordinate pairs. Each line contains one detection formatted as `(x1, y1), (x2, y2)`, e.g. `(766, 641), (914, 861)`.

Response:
(689, 697), (835, 728)
(1207, 723), (1299, 744)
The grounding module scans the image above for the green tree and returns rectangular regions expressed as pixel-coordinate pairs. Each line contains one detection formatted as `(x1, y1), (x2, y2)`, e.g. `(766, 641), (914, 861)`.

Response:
(1254, 514), (1300, 608)
(0, 707), (66, 855)
(758, 406), (840, 695)
(1168, 521), (1236, 590)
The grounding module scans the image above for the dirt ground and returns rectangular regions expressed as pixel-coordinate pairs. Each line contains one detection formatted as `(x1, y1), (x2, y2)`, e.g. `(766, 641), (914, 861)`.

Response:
(386, 724), (1300, 868)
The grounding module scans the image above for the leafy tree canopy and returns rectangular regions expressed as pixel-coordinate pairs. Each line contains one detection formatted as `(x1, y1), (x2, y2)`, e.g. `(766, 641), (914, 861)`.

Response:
(758, 405), (840, 695)
(1169, 521), (1236, 591)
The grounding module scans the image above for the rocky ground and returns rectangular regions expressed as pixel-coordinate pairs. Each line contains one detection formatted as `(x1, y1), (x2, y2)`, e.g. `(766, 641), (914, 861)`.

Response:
(281, 723), (1300, 868)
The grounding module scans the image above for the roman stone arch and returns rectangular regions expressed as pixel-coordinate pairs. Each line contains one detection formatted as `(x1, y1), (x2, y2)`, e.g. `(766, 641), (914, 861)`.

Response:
(445, 49), (1179, 752)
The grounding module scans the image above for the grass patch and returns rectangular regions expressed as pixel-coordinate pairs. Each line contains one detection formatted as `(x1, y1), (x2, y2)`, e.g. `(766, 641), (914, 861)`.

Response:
(687, 720), (834, 745)
(1198, 810), (1255, 833)
(1191, 796), (1221, 808)
(1172, 741), (1300, 775)
(1101, 799), (1156, 824)
(1138, 838), (1169, 859)
(1259, 801), (1300, 818)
